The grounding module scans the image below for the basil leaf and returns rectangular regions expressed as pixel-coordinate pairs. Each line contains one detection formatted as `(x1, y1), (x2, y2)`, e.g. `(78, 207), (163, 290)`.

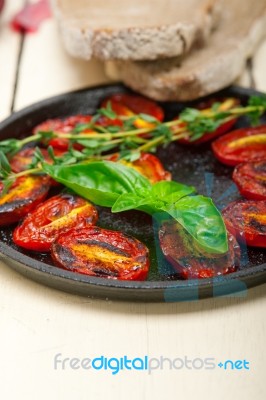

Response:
(112, 193), (154, 212)
(43, 161), (227, 255)
(151, 181), (196, 203)
(43, 161), (152, 207)
(112, 181), (195, 213)
(163, 195), (228, 254)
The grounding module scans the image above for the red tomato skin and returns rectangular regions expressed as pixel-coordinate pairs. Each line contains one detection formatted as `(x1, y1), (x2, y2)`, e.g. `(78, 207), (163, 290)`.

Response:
(233, 161), (266, 201)
(33, 115), (93, 151)
(159, 221), (240, 279)
(9, 147), (63, 187)
(236, 188), (266, 202)
(212, 125), (266, 166)
(179, 97), (239, 145)
(33, 115), (93, 135)
(0, 175), (50, 226)
(195, 118), (237, 145)
(10, 147), (52, 173)
(133, 153), (171, 182)
(180, 118), (237, 145)
(47, 138), (70, 152)
(101, 93), (164, 121)
(222, 200), (266, 248)
(108, 152), (171, 183)
(13, 193), (98, 252)
(97, 116), (123, 128)
(51, 227), (150, 281)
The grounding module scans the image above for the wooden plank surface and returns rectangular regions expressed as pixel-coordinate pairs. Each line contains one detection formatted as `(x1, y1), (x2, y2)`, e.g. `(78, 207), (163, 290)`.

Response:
(15, 15), (111, 109)
(0, 3), (265, 400)
(0, 0), (25, 121)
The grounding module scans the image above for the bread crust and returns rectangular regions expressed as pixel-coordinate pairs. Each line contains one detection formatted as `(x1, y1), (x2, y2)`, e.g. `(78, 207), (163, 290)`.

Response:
(105, 0), (266, 100)
(52, 0), (221, 60)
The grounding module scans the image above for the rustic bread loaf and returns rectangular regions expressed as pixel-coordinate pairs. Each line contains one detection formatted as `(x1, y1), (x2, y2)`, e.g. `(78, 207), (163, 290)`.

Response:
(52, 0), (221, 60)
(105, 0), (266, 101)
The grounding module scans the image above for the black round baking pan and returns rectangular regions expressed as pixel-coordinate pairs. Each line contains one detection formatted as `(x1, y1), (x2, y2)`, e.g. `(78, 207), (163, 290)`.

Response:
(0, 83), (265, 302)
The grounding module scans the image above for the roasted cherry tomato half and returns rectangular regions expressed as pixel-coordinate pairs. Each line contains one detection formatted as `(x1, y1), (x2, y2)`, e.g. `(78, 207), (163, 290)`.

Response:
(108, 152), (171, 183)
(179, 98), (239, 145)
(10, 147), (49, 173)
(0, 175), (50, 226)
(212, 125), (266, 166)
(10, 147), (64, 187)
(159, 221), (240, 279)
(101, 93), (164, 128)
(132, 153), (171, 182)
(10, 147), (64, 172)
(33, 115), (93, 135)
(13, 193), (98, 252)
(52, 226), (150, 280)
(34, 114), (123, 150)
(33, 115), (93, 151)
(101, 93), (164, 121)
(222, 200), (266, 248)
(233, 161), (266, 201)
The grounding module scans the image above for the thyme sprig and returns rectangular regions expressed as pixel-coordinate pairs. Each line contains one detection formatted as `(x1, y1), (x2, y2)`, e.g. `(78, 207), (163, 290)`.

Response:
(1, 95), (266, 193)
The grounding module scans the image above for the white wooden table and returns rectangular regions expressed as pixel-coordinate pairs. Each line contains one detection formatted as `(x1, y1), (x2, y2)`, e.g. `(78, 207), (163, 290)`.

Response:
(0, 2), (265, 399)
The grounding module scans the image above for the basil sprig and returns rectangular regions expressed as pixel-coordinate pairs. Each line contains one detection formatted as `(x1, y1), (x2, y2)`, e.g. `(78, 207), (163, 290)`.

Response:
(43, 161), (228, 255)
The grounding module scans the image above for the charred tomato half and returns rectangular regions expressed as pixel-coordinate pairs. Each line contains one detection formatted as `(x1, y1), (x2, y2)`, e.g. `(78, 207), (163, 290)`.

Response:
(0, 175), (51, 226)
(222, 200), (266, 248)
(159, 221), (240, 279)
(212, 125), (266, 166)
(233, 161), (266, 201)
(33, 115), (93, 151)
(179, 97), (239, 145)
(101, 93), (164, 128)
(52, 226), (150, 281)
(13, 193), (98, 252)
(108, 152), (171, 183)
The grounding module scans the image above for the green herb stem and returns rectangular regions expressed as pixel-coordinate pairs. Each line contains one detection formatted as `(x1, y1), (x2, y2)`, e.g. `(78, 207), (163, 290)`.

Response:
(10, 167), (42, 179)
(20, 133), (42, 146)
(136, 136), (165, 152)
(20, 101), (266, 153)
(1, 97), (266, 184)
(222, 105), (265, 116)
(172, 133), (190, 141)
